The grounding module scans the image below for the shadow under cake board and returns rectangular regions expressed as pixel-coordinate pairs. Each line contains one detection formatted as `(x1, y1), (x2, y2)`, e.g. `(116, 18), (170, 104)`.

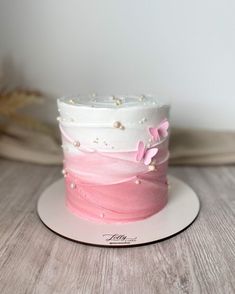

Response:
(37, 176), (200, 247)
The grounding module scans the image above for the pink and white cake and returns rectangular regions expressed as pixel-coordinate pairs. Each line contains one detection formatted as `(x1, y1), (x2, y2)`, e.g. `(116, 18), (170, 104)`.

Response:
(57, 95), (170, 223)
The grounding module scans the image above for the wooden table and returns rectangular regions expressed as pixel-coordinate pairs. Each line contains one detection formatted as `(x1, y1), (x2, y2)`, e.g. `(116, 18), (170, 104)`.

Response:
(0, 159), (234, 294)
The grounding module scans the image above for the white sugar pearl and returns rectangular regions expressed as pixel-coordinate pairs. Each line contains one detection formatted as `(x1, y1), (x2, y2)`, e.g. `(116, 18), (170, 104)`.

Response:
(148, 165), (156, 171)
(115, 99), (122, 106)
(73, 141), (80, 147)
(62, 169), (68, 176)
(135, 179), (141, 184)
(113, 121), (122, 128)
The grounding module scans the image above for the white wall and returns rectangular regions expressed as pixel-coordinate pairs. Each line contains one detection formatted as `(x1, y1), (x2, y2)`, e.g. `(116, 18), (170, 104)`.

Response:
(0, 0), (235, 129)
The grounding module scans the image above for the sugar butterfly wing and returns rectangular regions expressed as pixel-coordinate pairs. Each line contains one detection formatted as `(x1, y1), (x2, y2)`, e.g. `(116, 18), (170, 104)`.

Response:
(144, 148), (158, 165)
(158, 119), (169, 138)
(149, 127), (160, 141)
(136, 141), (146, 161)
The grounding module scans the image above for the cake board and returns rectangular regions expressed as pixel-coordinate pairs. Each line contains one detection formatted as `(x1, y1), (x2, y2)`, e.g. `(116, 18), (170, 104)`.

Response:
(37, 175), (200, 247)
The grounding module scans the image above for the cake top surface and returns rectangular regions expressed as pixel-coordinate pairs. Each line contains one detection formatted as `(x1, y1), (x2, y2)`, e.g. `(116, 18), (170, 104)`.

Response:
(58, 94), (169, 110)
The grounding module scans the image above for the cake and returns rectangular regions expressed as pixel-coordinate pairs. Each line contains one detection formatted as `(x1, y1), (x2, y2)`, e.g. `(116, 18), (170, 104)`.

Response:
(57, 95), (170, 223)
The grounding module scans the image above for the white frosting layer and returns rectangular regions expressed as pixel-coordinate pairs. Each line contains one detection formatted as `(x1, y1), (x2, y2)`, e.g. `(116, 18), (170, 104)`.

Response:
(57, 95), (170, 152)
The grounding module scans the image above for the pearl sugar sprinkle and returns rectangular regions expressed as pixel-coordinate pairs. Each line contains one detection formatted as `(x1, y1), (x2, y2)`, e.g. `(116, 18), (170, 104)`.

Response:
(139, 117), (147, 124)
(69, 99), (75, 104)
(62, 169), (68, 177)
(115, 99), (122, 106)
(113, 121), (125, 130)
(70, 182), (76, 189)
(139, 95), (145, 101)
(113, 121), (121, 128)
(73, 141), (80, 147)
(148, 165), (156, 171)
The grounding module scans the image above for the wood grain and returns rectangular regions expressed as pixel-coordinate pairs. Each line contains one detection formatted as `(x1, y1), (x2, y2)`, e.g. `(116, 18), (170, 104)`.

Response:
(0, 159), (234, 294)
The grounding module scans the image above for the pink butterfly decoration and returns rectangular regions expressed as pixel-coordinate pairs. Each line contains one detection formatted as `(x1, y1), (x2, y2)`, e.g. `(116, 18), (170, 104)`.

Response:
(136, 141), (158, 165)
(149, 119), (169, 142)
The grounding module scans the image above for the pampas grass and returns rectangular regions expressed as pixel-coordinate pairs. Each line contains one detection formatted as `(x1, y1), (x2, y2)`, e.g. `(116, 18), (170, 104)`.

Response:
(0, 88), (53, 135)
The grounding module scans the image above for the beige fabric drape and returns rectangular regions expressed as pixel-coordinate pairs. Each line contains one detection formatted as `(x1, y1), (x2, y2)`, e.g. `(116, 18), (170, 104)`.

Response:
(169, 128), (235, 165)
(0, 124), (62, 165)
(0, 124), (235, 166)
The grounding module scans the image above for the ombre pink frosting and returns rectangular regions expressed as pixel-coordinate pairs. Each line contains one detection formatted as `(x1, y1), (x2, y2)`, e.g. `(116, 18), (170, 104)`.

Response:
(63, 143), (169, 223)
(58, 95), (170, 224)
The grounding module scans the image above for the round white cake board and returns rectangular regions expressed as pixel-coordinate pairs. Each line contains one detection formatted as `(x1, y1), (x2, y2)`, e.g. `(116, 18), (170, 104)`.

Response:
(37, 176), (200, 247)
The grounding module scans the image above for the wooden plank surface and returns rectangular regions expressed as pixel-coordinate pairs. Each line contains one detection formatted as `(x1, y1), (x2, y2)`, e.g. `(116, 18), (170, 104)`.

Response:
(0, 159), (234, 294)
